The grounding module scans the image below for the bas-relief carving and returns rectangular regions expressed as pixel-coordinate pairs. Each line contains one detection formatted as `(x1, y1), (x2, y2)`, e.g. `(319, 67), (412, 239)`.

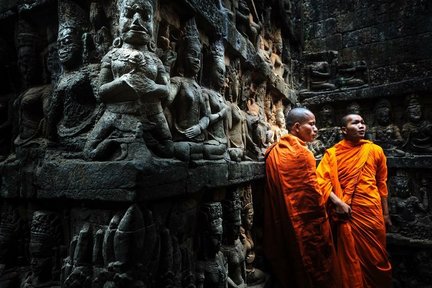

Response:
(239, 185), (267, 287)
(401, 94), (432, 154)
(196, 202), (228, 288)
(84, 0), (173, 161)
(303, 51), (369, 92)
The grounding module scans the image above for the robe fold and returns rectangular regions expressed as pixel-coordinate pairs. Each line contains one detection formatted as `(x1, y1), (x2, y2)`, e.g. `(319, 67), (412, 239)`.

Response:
(316, 139), (392, 288)
(264, 134), (339, 288)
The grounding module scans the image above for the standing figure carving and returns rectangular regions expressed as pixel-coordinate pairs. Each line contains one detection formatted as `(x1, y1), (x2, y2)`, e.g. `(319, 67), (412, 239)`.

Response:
(202, 39), (230, 160)
(402, 94), (432, 154)
(196, 202), (228, 288)
(84, 0), (173, 161)
(240, 186), (267, 286)
(22, 211), (62, 288)
(168, 18), (210, 161)
(221, 190), (247, 288)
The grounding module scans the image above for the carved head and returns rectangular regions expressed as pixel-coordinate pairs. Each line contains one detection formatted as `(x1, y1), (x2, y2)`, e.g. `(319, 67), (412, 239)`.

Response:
(241, 186), (254, 230)
(57, 26), (82, 69)
(119, 0), (154, 46)
(209, 39), (226, 90)
(406, 94), (422, 123)
(222, 190), (242, 239)
(183, 18), (201, 76)
(346, 101), (361, 115)
(374, 99), (391, 126)
(319, 104), (335, 127)
(16, 19), (41, 87)
(30, 211), (61, 282)
(199, 202), (223, 252)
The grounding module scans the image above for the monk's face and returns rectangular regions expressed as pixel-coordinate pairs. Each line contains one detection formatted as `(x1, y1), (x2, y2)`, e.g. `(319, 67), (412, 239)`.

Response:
(294, 112), (317, 142)
(342, 114), (366, 141)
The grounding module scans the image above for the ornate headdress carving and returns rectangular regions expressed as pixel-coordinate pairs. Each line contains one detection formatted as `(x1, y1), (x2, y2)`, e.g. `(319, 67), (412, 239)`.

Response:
(199, 202), (223, 233)
(210, 38), (225, 61)
(30, 211), (61, 257)
(184, 17), (201, 52)
(222, 189), (242, 225)
(58, 0), (88, 32)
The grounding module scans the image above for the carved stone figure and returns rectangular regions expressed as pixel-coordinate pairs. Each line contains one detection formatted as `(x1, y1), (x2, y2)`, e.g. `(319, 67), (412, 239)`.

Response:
(221, 190), (247, 288)
(370, 99), (405, 156)
(202, 39), (230, 160)
(225, 63), (250, 161)
(0, 204), (21, 288)
(316, 104), (341, 149)
(270, 30), (285, 79)
(235, 0), (261, 45)
(22, 211), (62, 288)
(240, 186), (267, 286)
(196, 202), (228, 288)
(84, 0), (173, 161)
(335, 61), (368, 88)
(402, 94), (432, 154)
(168, 18), (210, 161)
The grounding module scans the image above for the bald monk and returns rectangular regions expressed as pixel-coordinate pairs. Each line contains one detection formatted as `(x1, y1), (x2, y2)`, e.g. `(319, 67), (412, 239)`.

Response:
(316, 114), (392, 288)
(264, 107), (342, 288)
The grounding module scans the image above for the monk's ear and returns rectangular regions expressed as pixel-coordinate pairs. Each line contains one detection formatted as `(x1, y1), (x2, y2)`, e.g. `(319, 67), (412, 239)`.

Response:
(341, 126), (347, 135)
(293, 122), (301, 133)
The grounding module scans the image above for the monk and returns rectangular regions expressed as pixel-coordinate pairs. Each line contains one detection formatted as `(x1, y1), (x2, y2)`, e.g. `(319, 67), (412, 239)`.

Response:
(264, 107), (342, 288)
(316, 114), (392, 288)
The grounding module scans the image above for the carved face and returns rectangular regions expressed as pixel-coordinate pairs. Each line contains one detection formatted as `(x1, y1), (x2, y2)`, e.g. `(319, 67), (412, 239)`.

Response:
(242, 207), (254, 229)
(57, 27), (82, 68)
(376, 106), (390, 125)
(119, 0), (153, 45)
(185, 43), (201, 76)
(407, 104), (422, 122)
(212, 58), (226, 89)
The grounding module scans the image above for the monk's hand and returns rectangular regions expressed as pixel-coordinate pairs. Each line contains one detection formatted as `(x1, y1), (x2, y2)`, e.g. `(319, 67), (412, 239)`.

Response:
(335, 200), (352, 217)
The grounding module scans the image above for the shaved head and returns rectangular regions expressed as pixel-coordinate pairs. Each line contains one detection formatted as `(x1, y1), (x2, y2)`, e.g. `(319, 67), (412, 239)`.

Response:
(286, 107), (314, 131)
(340, 114), (360, 127)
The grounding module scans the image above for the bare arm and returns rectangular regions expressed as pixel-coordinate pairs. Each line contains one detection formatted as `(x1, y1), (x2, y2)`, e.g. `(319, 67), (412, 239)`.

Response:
(381, 196), (392, 227)
(329, 192), (352, 216)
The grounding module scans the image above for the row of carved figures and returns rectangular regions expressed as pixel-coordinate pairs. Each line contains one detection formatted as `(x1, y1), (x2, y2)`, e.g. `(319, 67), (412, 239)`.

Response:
(0, 187), (268, 288)
(308, 94), (432, 158)
(0, 0), (294, 164)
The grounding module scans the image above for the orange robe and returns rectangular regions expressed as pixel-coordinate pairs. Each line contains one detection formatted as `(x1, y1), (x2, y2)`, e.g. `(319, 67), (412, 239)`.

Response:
(264, 134), (339, 288)
(316, 139), (392, 288)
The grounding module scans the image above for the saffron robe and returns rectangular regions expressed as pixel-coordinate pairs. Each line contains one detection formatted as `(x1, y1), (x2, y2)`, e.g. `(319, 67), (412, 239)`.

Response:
(316, 139), (392, 288)
(264, 134), (339, 288)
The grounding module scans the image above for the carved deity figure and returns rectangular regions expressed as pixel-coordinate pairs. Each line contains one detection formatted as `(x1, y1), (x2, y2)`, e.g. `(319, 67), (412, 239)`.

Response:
(335, 60), (368, 88)
(168, 18), (210, 161)
(240, 186), (267, 286)
(202, 39), (230, 160)
(402, 94), (432, 154)
(236, 0), (261, 45)
(84, 0), (173, 161)
(304, 51), (338, 91)
(14, 19), (51, 147)
(196, 202), (228, 288)
(270, 30), (285, 79)
(221, 190), (247, 288)
(370, 99), (405, 156)
(315, 104), (341, 149)
(47, 20), (100, 150)
(225, 63), (250, 161)
(22, 211), (61, 288)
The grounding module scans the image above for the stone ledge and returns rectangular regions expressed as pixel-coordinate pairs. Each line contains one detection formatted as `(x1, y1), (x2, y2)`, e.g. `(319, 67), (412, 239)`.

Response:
(387, 155), (432, 169)
(15, 158), (266, 202)
(387, 233), (432, 248)
(300, 77), (432, 106)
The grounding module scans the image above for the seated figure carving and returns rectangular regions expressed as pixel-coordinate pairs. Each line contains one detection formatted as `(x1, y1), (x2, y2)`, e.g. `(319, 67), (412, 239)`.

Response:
(84, 0), (173, 161)
(168, 18), (209, 161)
(202, 39), (230, 160)
(402, 94), (432, 154)
(370, 99), (405, 156)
